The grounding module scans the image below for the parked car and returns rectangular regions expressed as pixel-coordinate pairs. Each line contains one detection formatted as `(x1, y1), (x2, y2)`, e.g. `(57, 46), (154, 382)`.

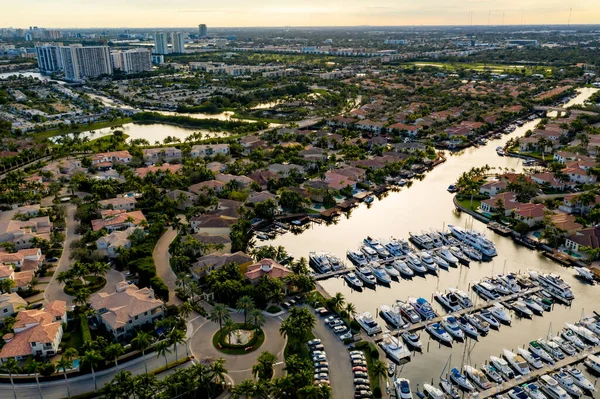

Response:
(45, 257), (58, 262)
(354, 378), (369, 385)
(354, 371), (368, 378)
(340, 332), (353, 340)
(307, 339), (322, 346)
(333, 325), (348, 334)
(352, 366), (367, 372)
(328, 319), (344, 328)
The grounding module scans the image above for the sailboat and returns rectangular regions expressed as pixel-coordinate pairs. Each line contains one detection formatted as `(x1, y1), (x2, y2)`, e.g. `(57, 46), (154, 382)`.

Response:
(439, 356), (460, 399)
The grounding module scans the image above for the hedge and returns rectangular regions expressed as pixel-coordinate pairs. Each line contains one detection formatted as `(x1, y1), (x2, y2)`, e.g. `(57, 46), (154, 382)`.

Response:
(80, 313), (92, 344)
(212, 323), (265, 355)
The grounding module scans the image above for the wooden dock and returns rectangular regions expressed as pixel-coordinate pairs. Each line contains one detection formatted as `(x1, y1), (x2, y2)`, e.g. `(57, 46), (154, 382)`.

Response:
(477, 345), (600, 398)
(314, 268), (353, 281)
(374, 287), (542, 341)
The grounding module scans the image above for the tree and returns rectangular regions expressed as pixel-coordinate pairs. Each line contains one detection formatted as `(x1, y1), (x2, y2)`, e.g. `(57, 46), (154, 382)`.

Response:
(27, 360), (45, 399)
(168, 328), (187, 360)
(131, 330), (154, 374)
(209, 302), (230, 329)
(104, 343), (124, 371)
(252, 351), (278, 381)
(279, 307), (316, 352)
(344, 302), (357, 319)
(209, 357), (228, 385)
(370, 360), (388, 386)
(155, 340), (172, 368)
(330, 292), (346, 312)
(82, 349), (103, 391)
(250, 307), (265, 331)
(102, 370), (134, 399)
(133, 373), (157, 399)
(179, 301), (194, 320)
(0, 278), (15, 294)
(57, 356), (74, 399)
(0, 358), (19, 399)
(236, 295), (255, 326)
(74, 287), (91, 307)
(514, 222), (530, 236)
(224, 318), (236, 344)
(231, 379), (256, 398)
(495, 198), (506, 219)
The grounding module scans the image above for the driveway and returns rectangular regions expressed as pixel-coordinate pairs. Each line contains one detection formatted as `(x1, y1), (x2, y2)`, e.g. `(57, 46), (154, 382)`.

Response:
(152, 227), (181, 306)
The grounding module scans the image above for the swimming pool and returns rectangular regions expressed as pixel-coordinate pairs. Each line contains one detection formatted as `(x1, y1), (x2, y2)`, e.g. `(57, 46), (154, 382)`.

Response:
(58, 359), (80, 372)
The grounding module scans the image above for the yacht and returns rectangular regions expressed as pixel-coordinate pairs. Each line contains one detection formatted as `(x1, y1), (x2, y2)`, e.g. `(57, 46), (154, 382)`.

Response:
(440, 376), (460, 399)
(467, 232), (498, 258)
(460, 244), (483, 261)
(550, 335), (577, 356)
(356, 312), (382, 335)
(406, 253), (427, 274)
(479, 310), (500, 329)
(431, 254), (449, 269)
(385, 239), (405, 256)
(438, 247), (458, 265)
(539, 274), (574, 302)
(522, 297), (544, 315)
(408, 297), (436, 320)
(449, 368), (474, 391)
(463, 365), (491, 390)
(422, 383), (445, 399)
(465, 313), (490, 334)
(574, 266), (595, 282)
(379, 333), (411, 362)
(392, 260), (414, 277)
(397, 300), (422, 324)
(355, 266), (377, 286)
(517, 347), (544, 369)
(346, 250), (367, 266)
(447, 288), (473, 308)
(511, 300), (533, 318)
(441, 316), (465, 341)
(363, 236), (380, 247)
(308, 252), (332, 273)
(374, 245), (393, 260)
(523, 383), (549, 399)
(561, 329), (587, 350)
(482, 364), (504, 384)
(434, 291), (462, 313)
(584, 354), (600, 373)
(486, 277), (511, 296)
(539, 375), (569, 399)
(360, 245), (378, 261)
(364, 195), (374, 204)
(425, 323), (453, 345)
(473, 281), (500, 301)
(566, 367), (595, 392)
(419, 251), (436, 268)
(503, 349), (531, 375)
(450, 246), (470, 265)
(383, 262), (400, 278)
(531, 295), (553, 312)
(368, 262), (392, 284)
(401, 332), (423, 350)
(343, 272), (363, 288)
(565, 323), (600, 345)
(428, 231), (444, 248)
(490, 356), (515, 380)
(528, 341), (555, 364)
(379, 304), (409, 329)
(326, 254), (345, 271)
(490, 303), (512, 324)
(508, 387), (529, 399)
(538, 338), (565, 361)
(409, 232), (434, 250)
(500, 273), (521, 293)
(456, 316), (479, 339)
(395, 378), (413, 399)
(447, 224), (466, 240)
(387, 361), (396, 377)
(582, 318), (600, 336)
(552, 371), (583, 397)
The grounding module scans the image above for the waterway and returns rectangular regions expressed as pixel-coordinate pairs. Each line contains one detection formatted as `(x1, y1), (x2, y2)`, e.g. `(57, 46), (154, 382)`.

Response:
(266, 88), (600, 389)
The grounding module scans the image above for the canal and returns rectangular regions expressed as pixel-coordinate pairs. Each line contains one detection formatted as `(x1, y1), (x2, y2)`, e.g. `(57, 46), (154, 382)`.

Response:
(266, 88), (600, 389)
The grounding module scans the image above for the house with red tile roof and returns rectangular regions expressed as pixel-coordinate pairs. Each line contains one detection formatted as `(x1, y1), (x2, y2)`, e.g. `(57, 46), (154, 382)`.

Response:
(188, 180), (226, 195)
(91, 151), (132, 166)
(0, 248), (43, 272)
(513, 203), (547, 226)
(91, 210), (147, 232)
(531, 172), (571, 190)
(480, 192), (522, 216)
(479, 180), (508, 196)
(565, 226), (600, 253)
(322, 171), (357, 190)
(388, 123), (421, 137)
(244, 258), (293, 284)
(99, 196), (137, 212)
(135, 163), (182, 178)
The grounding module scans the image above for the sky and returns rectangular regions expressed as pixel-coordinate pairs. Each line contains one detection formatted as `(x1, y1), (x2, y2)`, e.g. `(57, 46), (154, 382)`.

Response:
(2, 0), (600, 28)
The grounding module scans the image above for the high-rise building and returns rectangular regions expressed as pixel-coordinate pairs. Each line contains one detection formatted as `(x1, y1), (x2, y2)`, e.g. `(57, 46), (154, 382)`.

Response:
(111, 49), (152, 73)
(35, 44), (63, 73)
(199, 24), (207, 37)
(60, 45), (111, 81)
(153, 32), (169, 55)
(170, 32), (185, 54)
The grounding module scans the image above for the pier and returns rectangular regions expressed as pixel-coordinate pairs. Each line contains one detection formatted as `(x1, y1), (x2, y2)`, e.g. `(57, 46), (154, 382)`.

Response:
(314, 268), (353, 281)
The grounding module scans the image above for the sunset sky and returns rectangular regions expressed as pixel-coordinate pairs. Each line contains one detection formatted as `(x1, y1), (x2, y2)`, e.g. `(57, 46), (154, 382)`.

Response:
(2, 0), (598, 28)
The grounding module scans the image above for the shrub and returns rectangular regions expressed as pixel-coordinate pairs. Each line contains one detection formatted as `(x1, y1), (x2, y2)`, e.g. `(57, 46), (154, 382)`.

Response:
(354, 340), (368, 349)
(80, 314), (92, 344)
(266, 305), (282, 313)
(373, 387), (382, 398)
(350, 320), (361, 332)
(39, 363), (55, 377)
(150, 276), (169, 302)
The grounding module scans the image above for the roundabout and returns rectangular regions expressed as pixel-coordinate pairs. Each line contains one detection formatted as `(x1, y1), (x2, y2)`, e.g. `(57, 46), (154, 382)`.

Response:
(212, 323), (265, 355)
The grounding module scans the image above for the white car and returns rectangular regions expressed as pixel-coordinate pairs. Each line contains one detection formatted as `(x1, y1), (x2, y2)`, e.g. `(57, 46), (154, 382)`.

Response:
(308, 339), (322, 346)
(333, 325), (348, 334)
(339, 332), (353, 340)
(312, 354), (327, 362)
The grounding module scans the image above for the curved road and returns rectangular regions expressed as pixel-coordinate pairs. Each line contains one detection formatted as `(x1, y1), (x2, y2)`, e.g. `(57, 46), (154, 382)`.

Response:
(152, 226), (181, 306)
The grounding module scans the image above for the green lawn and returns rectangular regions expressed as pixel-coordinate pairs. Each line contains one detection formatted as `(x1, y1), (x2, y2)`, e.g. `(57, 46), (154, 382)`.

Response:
(64, 276), (107, 296)
(212, 323), (265, 355)
(455, 197), (481, 212)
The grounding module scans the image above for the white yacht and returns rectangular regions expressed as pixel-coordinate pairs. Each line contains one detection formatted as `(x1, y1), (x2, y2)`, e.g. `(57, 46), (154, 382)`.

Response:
(517, 347), (544, 369)
(503, 349), (531, 375)
(539, 274), (574, 302)
(463, 365), (491, 390)
(500, 273), (521, 293)
(523, 383), (549, 399)
(379, 333), (411, 362)
(434, 291), (462, 313)
(394, 378), (413, 399)
(538, 338), (565, 361)
(523, 296), (544, 315)
(565, 323), (600, 345)
(383, 262), (400, 278)
(447, 287), (473, 308)
(561, 328), (587, 350)
(326, 254), (345, 271)
(550, 335), (577, 356)
(460, 244), (483, 261)
(308, 252), (332, 273)
(447, 224), (466, 240)
(574, 266), (595, 282)
(566, 367), (595, 392)
(466, 232), (497, 257)
(490, 356), (515, 379)
(423, 384), (445, 399)
(456, 316), (479, 339)
(385, 239), (405, 256)
(425, 323), (453, 345)
(356, 312), (382, 335)
(438, 247), (458, 264)
(552, 371), (583, 397)
(529, 340), (555, 364)
(360, 245), (378, 261)
(368, 261), (392, 284)
(441, 316), (465, 341)
(406, 253), (427, 273)
(419, 251), (437, 269)
(346, 249), (367, 266)
(343, 272), (363, 288)
(379, 304), (409, 329)
(392, 260), (414, 277)
(401, 332), (423, 350)
(511, 300), (533, 318)
(473, 281), (500, 301)
(582, 318), (600, 336)
(397, 300), (421, 324)
(585, 354), (600, 373)
(466, 313), (490, 334)
(449, 368), (474, 392)
(355, 265), (377, 286)
(490, 303), (512, 324)
(478, 310), (500, 329)
(432, 254), (449, 269)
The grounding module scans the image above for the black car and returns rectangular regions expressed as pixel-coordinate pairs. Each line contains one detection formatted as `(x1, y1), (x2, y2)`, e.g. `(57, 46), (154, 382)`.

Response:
(45, 257), (59, 262)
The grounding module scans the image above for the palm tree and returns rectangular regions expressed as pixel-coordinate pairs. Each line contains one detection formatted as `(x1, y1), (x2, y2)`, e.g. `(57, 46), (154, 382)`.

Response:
(231, 379), (256, 398)
(331, 292), (346, 311)
(27, 360), (44, 399)
(57, 356), (74, 399)
(344, 302), (357, 319)
(209, 303), (230, 329)
(131, 330), (153, 374)
(252, 351), (278, 381)
(370, 359), (388, 387)
(168, 328), (187, 360)
(155, 340), (172, 368)
(0, 358), (19, 399)
(236, 295), (255, 326)
(82, 349), (103, 391)
(179, 301), (194, 320)
(74, 287), (91, 307)
(103, 343), (124, 370)
(249, 308), (265, 331)
(223, 318), (236, 343)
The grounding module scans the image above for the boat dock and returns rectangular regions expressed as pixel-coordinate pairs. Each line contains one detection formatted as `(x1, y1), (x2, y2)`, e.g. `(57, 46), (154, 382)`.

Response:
(374, 286), (542, 341)
(477, 345), (600, 398)
(314, 268), (353, 281)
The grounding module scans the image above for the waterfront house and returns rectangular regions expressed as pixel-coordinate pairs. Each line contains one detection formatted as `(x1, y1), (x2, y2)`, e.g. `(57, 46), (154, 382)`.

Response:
(565, 226), (600, 253)
(323, 171), (357, 191)
(90, 282), (164, 339)
(553, 151), (578, 164)
(244, 258), (293, 284)
(531, 172), (571, 191)
(559, 193), (600, 214)
(99, 196), (136, 212)
(548, 214), (583, 235)
(480, 192), (521, 216)
(513, 203), (547, 227)
(191, 251), (253, 279)
(479, 180), (508, 196)
(0, 292), (27, 322)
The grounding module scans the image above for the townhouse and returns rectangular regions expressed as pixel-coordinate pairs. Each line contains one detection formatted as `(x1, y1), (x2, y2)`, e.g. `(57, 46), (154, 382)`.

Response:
(142, 147), (182, 163)
(190, 144), (230, 159)
(99, 196), (137, 212)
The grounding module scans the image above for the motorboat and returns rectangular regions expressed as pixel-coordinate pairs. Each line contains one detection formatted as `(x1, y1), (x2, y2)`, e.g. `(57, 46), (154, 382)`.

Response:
(561, 329), (587, 350)
(472, 281), (500, 301)
(397, 300), (422, 324)
(441, 316), (464, 341)
(466, 232), (497, 258)
(516, 274), (535, 288)
(550, 335), (577, 356)
(447, 288), (473, 308)
(401, 332), (423, 350)
(511, 300), (533, 318)
(438, 247), (458, 265)
(449, 368), (474, 391)
(584, 354), (600, 373)
(482, 364), (504, 384)
(539, 274), (574, 302)
(478, 310), (500, 329)
(343, 272), (364, 288)
(385, 239), (405, 256)
(529, 341), (555, 364)
(406, 253), (427, 274)
(308, 252), (332, 274)
(383, 262), (400, 278)
(539, 375), (569, 399)
(581, 318), (600, 336)
(431, 254), (449, 270)
(355, 265), (377, 286)
(490, 303), (512, 324)
(346, 250), (367, 266)
(490, 356), (515, 380)
(566, 367), (595, 392)
(408, 297), (436, 320)
(486, 277), (511, 296)
(395, 378), (413, 399)
(517, 347), (544, 369)
(368, 262), (392, 284)
(508, 387), (529, 399)
(374, 244), (393, 260)
(387, 361), (396, 377)
(523, 383), (549, 399)
(449, 246), (470, 265)
(409, 232), (434, 250)
(465, 313), (489, 334)
(538, 338), (565, 361)
(434, 291), (462, 313)
(364, 236), (380, 247)
(325, 254), (344, 271)
(522, 297), (544, 315)
(364, 195), (374, 204)
(460, 244), (483, 261)
(565, 323), (600, 345)
(456, 316), (478, 339)
(500, 273), (521, 293)
(419, 251), (438, 270)
(440, 377), (460, 399)
(551, 371), (583, 397)
(379, 333), (411, 362)
(428, 231), (444, 248)
(425, 323), (453, 345)
(380, 304), (410, 329)
(503, 349), (530, 375)
(422, 383), (445, 399)
(392, 260), (414, 277)
(531, 295), (553, 312)
(463, 365), (491, 390)
(574, 266), (595, 282)
(356, 312), (382, 335)
(360, 245), (378, 261)
(447, 225), (466, 240)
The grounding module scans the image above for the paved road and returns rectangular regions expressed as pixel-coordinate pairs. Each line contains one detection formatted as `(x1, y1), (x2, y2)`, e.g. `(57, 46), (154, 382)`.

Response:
(152, 226), (182, 306)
